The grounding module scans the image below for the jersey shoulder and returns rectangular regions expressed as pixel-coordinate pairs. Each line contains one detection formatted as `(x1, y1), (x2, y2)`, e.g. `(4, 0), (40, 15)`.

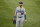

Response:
(22, 7), (25, 10)
(16, 7), (20, 9)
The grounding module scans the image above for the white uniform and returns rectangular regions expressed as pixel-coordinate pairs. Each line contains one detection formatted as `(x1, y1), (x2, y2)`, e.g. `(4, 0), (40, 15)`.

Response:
(15, 7), (26, 27)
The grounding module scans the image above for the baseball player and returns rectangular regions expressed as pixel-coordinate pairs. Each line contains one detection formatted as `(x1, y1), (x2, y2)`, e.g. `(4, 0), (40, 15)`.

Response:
(14, 1), (27, 27)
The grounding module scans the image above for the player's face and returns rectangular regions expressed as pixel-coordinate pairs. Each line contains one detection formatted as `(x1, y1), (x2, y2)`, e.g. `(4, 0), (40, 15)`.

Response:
(19, 4), (23, 7)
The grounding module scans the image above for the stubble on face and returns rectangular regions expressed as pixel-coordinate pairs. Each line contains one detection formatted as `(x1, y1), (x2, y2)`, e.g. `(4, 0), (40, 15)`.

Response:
(19, 4), (23, 8)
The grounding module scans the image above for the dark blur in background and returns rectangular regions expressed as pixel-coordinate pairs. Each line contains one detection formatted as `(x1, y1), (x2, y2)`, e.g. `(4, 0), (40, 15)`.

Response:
(0, 0), (40, 27)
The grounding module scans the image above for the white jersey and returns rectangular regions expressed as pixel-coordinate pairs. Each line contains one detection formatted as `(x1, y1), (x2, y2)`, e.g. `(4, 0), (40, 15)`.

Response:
(15, 7), (26, 20)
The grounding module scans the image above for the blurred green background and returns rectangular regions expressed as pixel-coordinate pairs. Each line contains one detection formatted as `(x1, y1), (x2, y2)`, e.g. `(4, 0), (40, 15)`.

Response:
(0, 0), (40, 27)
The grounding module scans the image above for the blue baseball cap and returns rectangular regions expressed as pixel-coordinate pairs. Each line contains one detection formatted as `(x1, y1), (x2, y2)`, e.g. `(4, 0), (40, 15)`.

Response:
(19, 1), (23, 4)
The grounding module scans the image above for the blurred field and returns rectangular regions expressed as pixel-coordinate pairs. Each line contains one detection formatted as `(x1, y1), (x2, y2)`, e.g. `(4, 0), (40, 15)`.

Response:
(0, 0), (40, 27)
